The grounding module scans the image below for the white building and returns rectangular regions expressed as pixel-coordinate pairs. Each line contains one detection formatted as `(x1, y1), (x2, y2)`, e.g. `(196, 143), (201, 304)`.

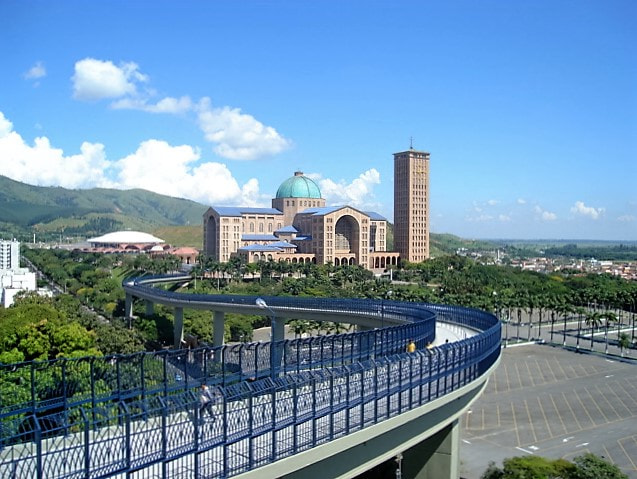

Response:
(1, 240), (37, 307)
(0, 239), (20, 271)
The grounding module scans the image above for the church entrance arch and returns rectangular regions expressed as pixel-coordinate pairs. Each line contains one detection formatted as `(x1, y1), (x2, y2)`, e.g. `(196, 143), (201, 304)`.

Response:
(334, 215), (360, 256)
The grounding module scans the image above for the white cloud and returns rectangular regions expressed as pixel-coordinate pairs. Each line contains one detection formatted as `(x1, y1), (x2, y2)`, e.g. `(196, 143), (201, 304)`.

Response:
(617, 215), (635, 222)
(71, 58), (290, 161)
(115, 139), (259, 205)
(498, 214), (511, 222)
(571, 201), (605, 220)
(487, 199), (498, 206)
(468, 214), (494, 222)
(0, 111), (260, 205)
(0, 112), (112, 189)
(24, 61), (46, 80)
(313, 169), (381, 210)
(534, 205), (557, 221)
(72, 58), (148, 101)
(111, 95), (193, 114)
(517, 198), (526, 205)
(196, 98), (291, 160)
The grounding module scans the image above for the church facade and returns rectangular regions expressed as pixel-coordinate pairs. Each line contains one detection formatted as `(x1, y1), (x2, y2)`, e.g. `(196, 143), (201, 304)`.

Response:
(203, 171), (400, 271)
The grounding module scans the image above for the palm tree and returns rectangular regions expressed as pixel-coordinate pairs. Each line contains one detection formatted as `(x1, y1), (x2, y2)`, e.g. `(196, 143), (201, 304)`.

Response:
(574, 306), (587, 351)
(526, 294), (536, 341)
(547, 295), (561, 343)
(618, 333), (631, 357)
(585, 310), (603, 350)
(601, 311), (617, 354)
(513, 290), (527, 343)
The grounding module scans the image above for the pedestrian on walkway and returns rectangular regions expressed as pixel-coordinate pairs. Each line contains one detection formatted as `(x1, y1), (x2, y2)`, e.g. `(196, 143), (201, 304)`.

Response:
(406, 339), (416, 353)
(199, 384), (217, 421)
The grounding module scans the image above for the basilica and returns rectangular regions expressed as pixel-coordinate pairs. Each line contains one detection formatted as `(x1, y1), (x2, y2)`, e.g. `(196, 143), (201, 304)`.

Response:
(203, 171), (400, 271)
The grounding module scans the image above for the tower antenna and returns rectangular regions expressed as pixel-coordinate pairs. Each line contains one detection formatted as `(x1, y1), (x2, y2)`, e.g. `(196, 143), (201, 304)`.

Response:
(409, 136), (414, 150)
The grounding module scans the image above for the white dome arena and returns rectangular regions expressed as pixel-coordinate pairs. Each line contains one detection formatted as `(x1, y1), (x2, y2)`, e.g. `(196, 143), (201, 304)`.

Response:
(87, 231), (165, 246)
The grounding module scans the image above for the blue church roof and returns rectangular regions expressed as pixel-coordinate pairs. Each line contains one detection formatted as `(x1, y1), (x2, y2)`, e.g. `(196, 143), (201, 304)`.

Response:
(241, 234), (279, 241)
(213, 207), (282, 217)
(276, 225), (298, 233)
(271, 241), (297, 248)
(238, 245), (282, 252)
(365, 211), (387, 221)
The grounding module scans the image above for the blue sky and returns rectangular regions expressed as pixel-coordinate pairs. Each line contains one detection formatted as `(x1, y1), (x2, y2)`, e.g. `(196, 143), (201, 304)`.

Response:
(1, 1), (635, 240)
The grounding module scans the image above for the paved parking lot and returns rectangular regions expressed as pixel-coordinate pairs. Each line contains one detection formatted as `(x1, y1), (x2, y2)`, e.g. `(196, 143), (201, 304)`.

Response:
(460, 344), (637, 478)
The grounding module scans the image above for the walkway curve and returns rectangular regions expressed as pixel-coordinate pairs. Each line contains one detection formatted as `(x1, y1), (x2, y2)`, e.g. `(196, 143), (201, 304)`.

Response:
(0, 275), (501, 479)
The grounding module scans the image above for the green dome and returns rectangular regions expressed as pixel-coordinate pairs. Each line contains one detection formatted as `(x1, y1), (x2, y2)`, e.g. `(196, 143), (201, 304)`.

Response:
(275, 171), (322, 199)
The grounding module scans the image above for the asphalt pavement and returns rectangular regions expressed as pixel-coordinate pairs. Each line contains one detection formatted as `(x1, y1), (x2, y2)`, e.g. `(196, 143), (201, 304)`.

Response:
(460, 343), (637, 478)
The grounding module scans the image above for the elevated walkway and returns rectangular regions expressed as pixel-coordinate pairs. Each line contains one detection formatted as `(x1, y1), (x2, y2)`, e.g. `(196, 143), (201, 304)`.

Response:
(0, 276), (501, 479)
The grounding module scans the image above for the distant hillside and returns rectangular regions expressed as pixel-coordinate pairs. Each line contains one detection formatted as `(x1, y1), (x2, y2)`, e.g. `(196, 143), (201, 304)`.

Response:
(0, 176), (208, 240)
(152, 225), (203, 249)
(430, 233), (498, 256)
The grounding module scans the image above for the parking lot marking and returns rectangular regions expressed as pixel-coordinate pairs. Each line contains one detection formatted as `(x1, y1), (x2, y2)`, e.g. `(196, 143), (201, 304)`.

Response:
(583, 387), (611, 423)
(572, 389), (597, 427)
(561, 391), (584, 431)
(554, 357), (569, 381)
(545, 358), (559, 383)
(603, 381), (630, 417)
(615, 382), (637, 410)
(524, 361), (536, 388)
(515, 446), (533, 454)
(503, 363), (512, 393)
(514, 362), (524, 390)
(547, 394), (568, 436)
(594, 384), (622, 421)
(511, 402), (522, 447)
(492, 365), (499, 394)
(536, 395), (555, 439)
(524, 399), (539, 444)
(496, 403), (501, 428)
(616, 438), (637, 471)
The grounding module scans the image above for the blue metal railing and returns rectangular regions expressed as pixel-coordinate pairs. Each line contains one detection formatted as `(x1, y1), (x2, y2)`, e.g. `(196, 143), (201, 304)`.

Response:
(0, 276), (501, 479)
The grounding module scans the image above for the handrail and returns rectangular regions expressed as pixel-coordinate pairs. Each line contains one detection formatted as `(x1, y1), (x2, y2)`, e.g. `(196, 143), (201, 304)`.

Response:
(0, 275), (501, 479)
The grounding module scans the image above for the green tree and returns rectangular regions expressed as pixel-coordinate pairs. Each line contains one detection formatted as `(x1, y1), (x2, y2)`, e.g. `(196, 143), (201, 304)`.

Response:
(618, 332), (630, 357)
(571, 453), (628, 479)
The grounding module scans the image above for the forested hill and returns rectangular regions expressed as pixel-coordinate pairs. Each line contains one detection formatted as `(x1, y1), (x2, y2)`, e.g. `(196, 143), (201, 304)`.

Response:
(0, 175), (208, 239)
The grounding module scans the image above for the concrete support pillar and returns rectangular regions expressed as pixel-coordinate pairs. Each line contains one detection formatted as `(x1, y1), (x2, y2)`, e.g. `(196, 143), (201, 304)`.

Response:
(124, 293), (133, 319)
(402, 419), (459, 479)
(213, 311), (225, 362)
(174, 307), (184, 349)
(145, 300), (154, 316)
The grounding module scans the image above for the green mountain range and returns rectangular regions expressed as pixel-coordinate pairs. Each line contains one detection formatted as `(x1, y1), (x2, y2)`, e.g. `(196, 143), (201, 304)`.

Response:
(0, 176), (499, 254)
(0, 175), (208, 241)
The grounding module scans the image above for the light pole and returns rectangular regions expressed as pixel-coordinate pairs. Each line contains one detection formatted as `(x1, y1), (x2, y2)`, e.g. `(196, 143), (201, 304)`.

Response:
(256, 297), (279, 378)
(382, 290), (393, 329)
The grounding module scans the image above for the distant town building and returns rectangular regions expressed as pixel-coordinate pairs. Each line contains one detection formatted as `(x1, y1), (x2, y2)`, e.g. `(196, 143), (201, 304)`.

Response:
(0, 239), (20, 271)
(393, 147), (430, 262)
(1, 240), (37, 307)
(203, 171), (400, 271)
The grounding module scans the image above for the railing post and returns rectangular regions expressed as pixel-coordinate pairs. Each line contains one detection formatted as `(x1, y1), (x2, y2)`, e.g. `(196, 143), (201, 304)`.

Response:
(271, 387), (277, 462)
(83, 409), (90, 479)
(35, 418), (42, 479)
(90, 358), (96, 428)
